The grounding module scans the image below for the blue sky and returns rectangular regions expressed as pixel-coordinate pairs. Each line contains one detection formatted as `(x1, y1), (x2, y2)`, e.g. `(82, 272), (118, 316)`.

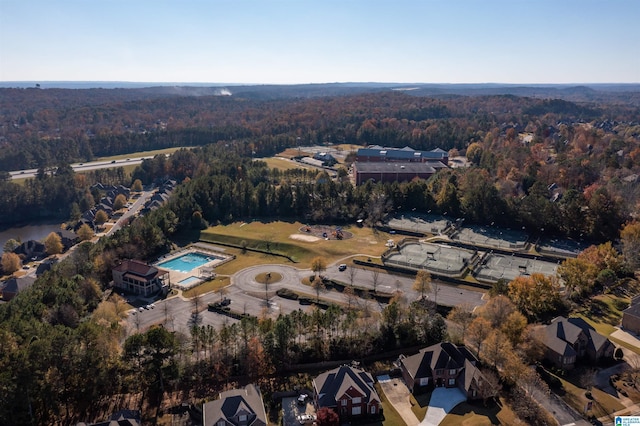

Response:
(1, 0), (638, 84)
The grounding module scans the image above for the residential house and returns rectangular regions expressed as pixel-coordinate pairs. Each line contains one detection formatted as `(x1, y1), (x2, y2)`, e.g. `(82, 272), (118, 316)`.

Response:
(112, 260), (170, 296)
(202, 384), (267, 426)
(56, 229), (79, 251)
(622, 295), (640, 334)
(398, 342), (486, 399)
(76, 409), (140, 426)
(542, 316), (615, 369)
(313, 364), (381, 420)
(36, 258), (57, 276)
(1, 275), (37, 301)
(14, 240), (46, 259)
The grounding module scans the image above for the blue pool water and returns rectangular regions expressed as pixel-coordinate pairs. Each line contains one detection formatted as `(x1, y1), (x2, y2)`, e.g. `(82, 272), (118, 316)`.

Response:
(178, 276), (202, 286)
(158, 252), (221, 273)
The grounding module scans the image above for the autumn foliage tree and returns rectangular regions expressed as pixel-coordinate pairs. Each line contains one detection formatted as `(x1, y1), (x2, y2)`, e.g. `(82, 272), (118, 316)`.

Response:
(77, 223), (94, 241)
(558, 257), (599, 299)
(621, 221), (640, 271)
(95, 209), (108, 226)
(413, 269), (431, 301)
(113, 193), (127, 211)
(508, 273), (561, 321)
(311, 257), (327, 279)
(1, 252), (21, 274)
(316, 407), (340, 426)
(44, 232), (63, 255)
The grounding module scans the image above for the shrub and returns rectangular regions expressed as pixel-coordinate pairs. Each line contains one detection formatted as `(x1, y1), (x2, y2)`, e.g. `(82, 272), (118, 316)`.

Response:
(276, 288), (299, 300)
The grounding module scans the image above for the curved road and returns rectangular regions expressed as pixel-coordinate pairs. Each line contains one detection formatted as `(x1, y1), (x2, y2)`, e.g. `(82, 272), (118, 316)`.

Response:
(127, 262), (486, 334)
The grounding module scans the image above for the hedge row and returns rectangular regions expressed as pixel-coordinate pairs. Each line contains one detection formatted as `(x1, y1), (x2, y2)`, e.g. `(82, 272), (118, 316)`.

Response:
(207, 303), (254, 320)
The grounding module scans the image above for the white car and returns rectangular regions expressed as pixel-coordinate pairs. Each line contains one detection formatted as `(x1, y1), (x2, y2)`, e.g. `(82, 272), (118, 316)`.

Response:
(297, 413), (316, 425)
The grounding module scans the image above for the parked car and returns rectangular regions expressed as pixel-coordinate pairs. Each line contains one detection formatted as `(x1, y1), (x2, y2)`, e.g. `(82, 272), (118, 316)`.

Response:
(338, 264), (347, 271)
(297, 413), (316, 424)
(297, 394), (309, 405)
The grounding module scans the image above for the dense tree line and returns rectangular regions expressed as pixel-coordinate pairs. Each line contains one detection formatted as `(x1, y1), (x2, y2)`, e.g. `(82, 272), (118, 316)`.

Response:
(2, 89), (639, 172)
(0, 165), (129, 228)
(0, 225), (445, 424)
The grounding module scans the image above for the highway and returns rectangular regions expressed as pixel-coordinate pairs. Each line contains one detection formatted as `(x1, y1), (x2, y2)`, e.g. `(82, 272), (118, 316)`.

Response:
(8, 156), (154, 180)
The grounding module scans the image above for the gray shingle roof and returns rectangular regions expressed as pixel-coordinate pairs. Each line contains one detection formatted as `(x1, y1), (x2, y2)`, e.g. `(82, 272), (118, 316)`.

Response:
(313, 365), (380, 409)
(202, 384), (267, 426)
(401, 342), (477, 380)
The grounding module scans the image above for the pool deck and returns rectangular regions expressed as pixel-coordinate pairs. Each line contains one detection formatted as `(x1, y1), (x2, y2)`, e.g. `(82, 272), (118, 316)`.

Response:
(155, 246), (233, 290)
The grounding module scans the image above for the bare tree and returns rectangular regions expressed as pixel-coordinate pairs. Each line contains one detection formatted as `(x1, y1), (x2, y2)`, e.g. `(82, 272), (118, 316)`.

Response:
(343, 285), (356, 310)
(371, 268), (380, 294)
(162, 301), (174, 331)
(477, 368), (501, 405)
(311, 279), (325, 303)
(447, 303), (475, 341)
(394, 279), (402, 294)
(264, 272), (271, 306)
(348, 265), (358, 287)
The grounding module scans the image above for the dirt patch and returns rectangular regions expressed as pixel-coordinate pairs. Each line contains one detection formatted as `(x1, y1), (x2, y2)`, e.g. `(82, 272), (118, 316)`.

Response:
(290, 234), (321, 242)
(298, 225), (353, 240)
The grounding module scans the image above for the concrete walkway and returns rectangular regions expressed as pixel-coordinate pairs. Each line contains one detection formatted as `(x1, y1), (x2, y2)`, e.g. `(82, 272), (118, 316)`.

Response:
(421, 388), (466, 426)
(611, 328), (640, 349)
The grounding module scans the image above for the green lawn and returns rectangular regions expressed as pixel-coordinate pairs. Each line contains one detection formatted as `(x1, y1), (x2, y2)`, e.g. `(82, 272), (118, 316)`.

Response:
(182, 276), (230, 298)
(554, 372), (625, 420)
(200, 221), (391, 269)
(438, 397), (523, 426)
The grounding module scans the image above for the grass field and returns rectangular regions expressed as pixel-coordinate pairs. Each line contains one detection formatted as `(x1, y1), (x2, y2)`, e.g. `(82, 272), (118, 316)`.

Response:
(259, 157), (315, 172)
(200, 221), (390, 270)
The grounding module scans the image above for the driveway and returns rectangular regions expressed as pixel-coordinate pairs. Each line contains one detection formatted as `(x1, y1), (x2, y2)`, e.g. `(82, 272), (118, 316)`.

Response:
(282, 396), (315, 426)
(378, 378), (419, 426)
(421, 388), (466, 426)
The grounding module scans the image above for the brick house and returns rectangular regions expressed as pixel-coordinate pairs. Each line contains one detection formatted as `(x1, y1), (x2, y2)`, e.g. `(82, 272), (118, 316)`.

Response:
(542, 316), (615, 369)
(398, 342), (486, 399)
(313, 364), (381, 420)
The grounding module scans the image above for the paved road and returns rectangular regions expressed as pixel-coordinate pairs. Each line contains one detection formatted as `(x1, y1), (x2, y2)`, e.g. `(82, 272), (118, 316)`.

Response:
(127, 263), (487, 335)
(322, 263), (486, 309)
(8, 157), (153, 180)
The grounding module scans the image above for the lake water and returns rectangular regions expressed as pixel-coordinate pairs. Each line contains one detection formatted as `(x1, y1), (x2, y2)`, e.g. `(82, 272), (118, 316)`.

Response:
(0, 222), (64, 250)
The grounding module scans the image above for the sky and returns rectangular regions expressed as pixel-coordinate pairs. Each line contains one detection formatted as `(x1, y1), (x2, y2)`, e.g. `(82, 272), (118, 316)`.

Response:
(1, 0), (639, 85)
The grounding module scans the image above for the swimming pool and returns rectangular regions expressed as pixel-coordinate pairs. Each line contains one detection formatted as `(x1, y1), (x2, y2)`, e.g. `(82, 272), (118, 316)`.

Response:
(157, 252), (221, 273)
(178, 276), (202, 287)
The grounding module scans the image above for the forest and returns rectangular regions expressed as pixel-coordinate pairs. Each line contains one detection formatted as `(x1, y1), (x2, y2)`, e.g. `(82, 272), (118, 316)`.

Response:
(1, 85), (640, 424)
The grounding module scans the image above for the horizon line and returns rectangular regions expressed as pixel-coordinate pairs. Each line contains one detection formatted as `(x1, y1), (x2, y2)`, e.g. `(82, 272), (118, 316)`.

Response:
(1, 80), (639, 86)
